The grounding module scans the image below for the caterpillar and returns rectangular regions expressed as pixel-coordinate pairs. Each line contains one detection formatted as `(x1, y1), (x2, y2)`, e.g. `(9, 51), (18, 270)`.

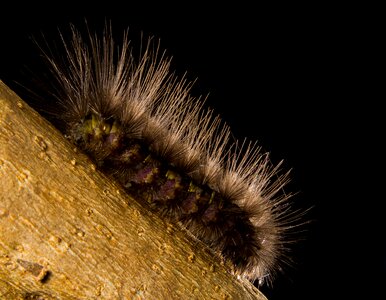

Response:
(28, 23), (303, 287)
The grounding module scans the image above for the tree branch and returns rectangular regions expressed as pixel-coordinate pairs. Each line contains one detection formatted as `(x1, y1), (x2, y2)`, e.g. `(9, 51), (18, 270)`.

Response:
(0, 81), (266, 299)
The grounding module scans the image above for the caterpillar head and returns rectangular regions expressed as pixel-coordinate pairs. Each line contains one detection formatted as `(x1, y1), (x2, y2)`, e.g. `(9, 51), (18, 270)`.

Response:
(69, 113), (122, 160)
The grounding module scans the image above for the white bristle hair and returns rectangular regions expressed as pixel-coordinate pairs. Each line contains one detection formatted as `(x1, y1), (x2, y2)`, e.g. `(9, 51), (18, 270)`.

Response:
(35, 23), (302, 286)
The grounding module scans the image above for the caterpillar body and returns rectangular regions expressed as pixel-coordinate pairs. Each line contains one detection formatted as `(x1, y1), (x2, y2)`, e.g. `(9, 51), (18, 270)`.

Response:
(32, 24), (301, 286)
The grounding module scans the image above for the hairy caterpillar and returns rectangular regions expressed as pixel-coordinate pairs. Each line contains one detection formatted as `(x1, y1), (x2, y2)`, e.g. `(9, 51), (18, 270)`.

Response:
(28, 24), (302, 287)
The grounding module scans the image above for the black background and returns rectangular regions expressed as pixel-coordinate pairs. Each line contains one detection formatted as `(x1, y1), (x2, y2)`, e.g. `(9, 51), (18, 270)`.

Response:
(0, 3), (383, 300)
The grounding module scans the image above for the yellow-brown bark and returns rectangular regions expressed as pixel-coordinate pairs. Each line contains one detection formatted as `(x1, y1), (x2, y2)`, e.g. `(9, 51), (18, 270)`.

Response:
(0, 81), (265, 299)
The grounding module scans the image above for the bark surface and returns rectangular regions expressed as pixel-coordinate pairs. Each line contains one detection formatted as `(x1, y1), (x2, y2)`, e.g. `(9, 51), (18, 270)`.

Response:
(0, 81), (266, 299)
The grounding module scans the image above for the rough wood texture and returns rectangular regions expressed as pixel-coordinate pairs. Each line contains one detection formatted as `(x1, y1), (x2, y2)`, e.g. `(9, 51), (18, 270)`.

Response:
(0, 81), (266, 300)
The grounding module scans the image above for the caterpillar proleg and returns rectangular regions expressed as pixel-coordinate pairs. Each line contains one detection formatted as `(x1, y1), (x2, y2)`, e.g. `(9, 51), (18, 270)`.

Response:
(30, 24), (303, 287)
